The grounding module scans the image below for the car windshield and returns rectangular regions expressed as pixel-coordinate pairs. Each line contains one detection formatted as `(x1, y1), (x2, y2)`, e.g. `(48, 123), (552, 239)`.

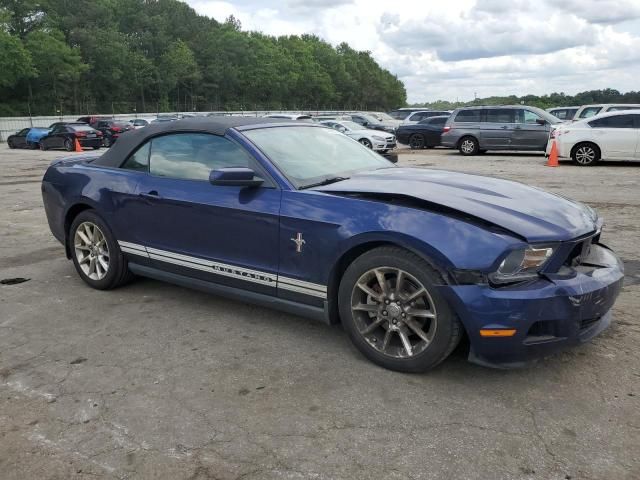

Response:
(376, 113), (396, 122)
(339, 121), (364, 130)
(243, 126), (393, 189)
(389, 110), (411, 120)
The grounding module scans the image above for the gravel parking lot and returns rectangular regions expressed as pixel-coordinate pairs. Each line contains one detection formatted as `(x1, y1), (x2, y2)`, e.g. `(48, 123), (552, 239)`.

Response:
(1, 145), (638, 480)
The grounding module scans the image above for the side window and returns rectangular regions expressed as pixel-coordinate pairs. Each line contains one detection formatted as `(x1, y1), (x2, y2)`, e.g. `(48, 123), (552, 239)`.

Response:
(588, 115), (635, 128)
(121, 142), (151, 172)
(431, 117), (447, 126)
(454, 109), (481, 122)
(579, 107), (602, 119)
(516, 109), (543, 124)
(18, 128), (30, 135)
(486, 109), (515, 123)
(149, 133), (253, 181)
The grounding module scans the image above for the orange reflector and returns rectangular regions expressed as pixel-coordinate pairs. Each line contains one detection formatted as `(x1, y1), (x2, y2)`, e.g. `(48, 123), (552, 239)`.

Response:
(480, 329), (517, 337)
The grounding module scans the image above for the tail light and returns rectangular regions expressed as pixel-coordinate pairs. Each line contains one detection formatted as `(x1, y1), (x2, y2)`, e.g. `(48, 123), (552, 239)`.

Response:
(111, 126), (121, 132)
(96, 131), (103, 136)
(442, 126), (451, 133)
(550, 129), (567, 139)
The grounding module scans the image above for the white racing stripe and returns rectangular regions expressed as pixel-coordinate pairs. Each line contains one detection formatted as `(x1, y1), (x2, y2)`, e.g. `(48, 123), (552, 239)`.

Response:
(117, 240), (326, 298)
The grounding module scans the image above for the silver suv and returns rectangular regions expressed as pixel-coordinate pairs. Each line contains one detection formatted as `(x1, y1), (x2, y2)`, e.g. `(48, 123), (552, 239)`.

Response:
(441, 106), (561, 155)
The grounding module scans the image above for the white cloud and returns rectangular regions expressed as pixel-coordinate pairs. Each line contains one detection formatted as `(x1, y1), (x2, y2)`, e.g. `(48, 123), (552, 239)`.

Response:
(185, 0), (640, 103)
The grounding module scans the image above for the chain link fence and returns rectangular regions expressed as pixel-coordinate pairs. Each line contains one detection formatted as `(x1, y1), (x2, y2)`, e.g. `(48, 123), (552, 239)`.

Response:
(0, 109), (363, 141)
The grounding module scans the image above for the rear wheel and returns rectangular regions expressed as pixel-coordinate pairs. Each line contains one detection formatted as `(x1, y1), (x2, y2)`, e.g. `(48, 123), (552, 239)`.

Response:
(459, 136), (479, 156)
(572, 142), (600, 166)
(338, 246), (462, 372)
(64, 138), (74, 151)
(70, 210), (133, 290)
(39, 142), (47, 151)
(359, 138), (373, 149)
(409, 134), (425, 149)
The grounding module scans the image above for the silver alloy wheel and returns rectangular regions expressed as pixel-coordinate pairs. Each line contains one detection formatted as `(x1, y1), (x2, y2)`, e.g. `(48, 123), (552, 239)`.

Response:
(74, 221), (110, 281)
(460, 139), (475, 154)
(575, 145), (596, 164)
(350, 267), (437, 358)
(359, 138), (373, 149)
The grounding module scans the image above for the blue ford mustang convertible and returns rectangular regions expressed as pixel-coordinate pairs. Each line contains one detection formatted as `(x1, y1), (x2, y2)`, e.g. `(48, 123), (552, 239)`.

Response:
(42, 117), (624, 371)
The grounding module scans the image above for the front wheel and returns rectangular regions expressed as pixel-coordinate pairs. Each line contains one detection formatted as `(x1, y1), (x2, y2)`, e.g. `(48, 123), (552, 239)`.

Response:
(459, 136), (479, 156)
(359, 138), (373, 149)
(8, 140), (15, 149)
(338, 246), (463, 372)
(572, 143), (600, 166)
(70, 210), (133, 290)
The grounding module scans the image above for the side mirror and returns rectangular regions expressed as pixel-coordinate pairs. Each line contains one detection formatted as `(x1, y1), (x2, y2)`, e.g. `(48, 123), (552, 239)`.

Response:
(338, 127), (347, 133)
(535, 118), (546, 125)
(363, 121), (369, 126)
(210, 167), (263, 187)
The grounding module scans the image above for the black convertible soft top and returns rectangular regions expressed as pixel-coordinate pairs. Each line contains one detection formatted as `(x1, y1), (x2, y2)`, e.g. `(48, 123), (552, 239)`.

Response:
(93, 116), (299, 168)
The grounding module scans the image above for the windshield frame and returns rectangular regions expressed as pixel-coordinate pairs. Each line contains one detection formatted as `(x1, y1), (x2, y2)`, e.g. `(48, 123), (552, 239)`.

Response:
(239, 124), (395, 190)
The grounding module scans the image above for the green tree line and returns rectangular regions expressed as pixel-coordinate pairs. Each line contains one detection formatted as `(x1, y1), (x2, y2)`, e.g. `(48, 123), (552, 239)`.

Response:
(412, 89), (640, 110)
(0, 0), (407, 116)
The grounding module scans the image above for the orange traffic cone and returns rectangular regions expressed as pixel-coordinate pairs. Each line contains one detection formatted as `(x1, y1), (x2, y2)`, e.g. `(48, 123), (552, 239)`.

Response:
(74, 137), (83, 152)
(546, 140), (558, 167)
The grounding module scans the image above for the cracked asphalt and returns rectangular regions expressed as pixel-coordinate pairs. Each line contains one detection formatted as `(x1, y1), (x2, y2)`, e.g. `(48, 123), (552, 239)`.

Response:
(1, 144), (638, 480)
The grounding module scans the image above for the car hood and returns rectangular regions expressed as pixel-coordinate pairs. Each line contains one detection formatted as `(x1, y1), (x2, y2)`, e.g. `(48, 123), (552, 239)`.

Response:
(314, 168), (598, 242)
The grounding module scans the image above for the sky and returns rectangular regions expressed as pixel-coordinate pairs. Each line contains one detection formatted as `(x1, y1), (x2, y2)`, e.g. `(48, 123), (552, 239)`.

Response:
(185, 0), (640, 103)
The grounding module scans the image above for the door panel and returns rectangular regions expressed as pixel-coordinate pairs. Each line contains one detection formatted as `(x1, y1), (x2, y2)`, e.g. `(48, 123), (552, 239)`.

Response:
(511, 109), (550, 150)
(480, 109), (516, 148)
(131, 176), (281, 295)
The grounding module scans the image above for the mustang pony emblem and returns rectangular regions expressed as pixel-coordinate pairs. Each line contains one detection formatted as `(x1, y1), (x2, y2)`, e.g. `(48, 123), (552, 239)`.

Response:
(291, 233), (306, 253)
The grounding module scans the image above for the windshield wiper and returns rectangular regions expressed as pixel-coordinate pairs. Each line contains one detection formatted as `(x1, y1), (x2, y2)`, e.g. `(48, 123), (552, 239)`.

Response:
(300, 176), (350, 189)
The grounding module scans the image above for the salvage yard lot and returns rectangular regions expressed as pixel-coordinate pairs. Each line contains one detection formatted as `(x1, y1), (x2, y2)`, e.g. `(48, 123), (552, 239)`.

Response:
(1, 145), (638, 480)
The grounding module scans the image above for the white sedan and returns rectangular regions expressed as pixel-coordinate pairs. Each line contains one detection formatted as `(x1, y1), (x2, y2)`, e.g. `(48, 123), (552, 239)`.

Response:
(547, 110), (640, 166)
(320, 120), (396, 152)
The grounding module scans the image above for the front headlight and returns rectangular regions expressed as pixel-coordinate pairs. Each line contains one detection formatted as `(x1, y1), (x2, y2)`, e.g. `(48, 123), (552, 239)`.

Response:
(489, 246), (555, 284)
(372, 135), (385, 141)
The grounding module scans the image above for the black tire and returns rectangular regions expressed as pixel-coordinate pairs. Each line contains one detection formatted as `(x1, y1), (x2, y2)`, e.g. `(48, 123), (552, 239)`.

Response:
(64, 138), (74, 152)
(69, 210), (133, 290)
(29, 142), (38, 150)
(103, 136), (113, 148)
(409, 134), (425, 149)
(458, 136), (479, 156)
(571, 142), (600, 166)
(8, 140), (15, 149)
(338, 246), (463, 372)
(359, 138), (373, 149)
(39, 142), (47, 151)
(92, 146), (101, 150)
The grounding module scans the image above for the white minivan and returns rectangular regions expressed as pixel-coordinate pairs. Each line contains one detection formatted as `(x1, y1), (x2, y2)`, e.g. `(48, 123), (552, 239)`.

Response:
(547, 110), (640, 165)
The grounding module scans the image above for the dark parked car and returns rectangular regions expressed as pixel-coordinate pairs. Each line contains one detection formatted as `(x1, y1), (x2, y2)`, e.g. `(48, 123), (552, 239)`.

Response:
(41, 117), (623, 372)
(7, 127), (50, 149)
(441, 106), (562, 155)
(40, 124), (103, 151)
(396, 116), (449, 149)
(92, 120), (133, 147)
